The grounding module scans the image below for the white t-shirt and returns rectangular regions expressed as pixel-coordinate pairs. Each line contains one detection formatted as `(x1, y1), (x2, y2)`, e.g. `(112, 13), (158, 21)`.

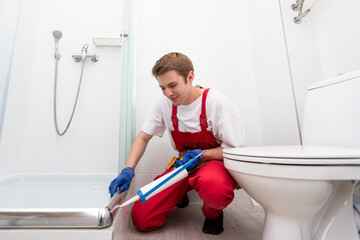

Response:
(141, 89), (246, 150)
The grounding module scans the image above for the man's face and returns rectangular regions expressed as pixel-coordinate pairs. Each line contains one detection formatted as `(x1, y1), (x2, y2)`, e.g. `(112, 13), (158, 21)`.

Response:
(157, 70), (193, 106)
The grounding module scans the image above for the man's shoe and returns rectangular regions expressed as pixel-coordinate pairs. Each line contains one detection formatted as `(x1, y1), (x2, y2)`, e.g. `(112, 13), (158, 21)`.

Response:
(202, 211), (224, 235)
(176, 194), (189, 208)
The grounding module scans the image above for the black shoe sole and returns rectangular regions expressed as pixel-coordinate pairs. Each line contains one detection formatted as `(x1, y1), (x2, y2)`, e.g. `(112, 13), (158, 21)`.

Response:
(202, 211), (224, 235)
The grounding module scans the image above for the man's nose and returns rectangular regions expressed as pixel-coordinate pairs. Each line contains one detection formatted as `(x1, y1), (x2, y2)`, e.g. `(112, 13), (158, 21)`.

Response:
(164, 88), (173, 97)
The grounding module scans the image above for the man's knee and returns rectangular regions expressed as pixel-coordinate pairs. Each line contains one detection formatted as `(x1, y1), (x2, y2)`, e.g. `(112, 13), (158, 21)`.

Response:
(131, 209), (149, 231)
(196, 174), (235, 205)
(131, 202), (165, 232)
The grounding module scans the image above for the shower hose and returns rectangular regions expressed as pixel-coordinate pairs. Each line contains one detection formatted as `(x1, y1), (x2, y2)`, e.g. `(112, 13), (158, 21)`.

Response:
(53, 58), (85, 136)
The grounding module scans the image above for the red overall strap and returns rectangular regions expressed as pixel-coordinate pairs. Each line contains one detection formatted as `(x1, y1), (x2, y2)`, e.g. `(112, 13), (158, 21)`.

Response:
(200, 89), (210, 131)
(170, 88), (218, 152)
(171, 105), (179, 132)
(171, 89), (210, 132)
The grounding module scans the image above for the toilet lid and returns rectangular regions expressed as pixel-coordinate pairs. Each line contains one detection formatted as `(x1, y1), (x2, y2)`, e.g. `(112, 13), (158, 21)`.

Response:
(223, 145), (360, 165)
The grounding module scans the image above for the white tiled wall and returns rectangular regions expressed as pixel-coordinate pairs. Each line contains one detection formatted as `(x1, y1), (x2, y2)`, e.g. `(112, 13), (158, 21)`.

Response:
(311, 0), (360, 78)
(279, 0), (324, 135)
(1, 0), (359, 203)
(279, 0), (360, 134)
(0, 0), (124, 177)
(246, 0), (302, 146)
(134, 0), (261, 202)
(133, 0), (360, 202)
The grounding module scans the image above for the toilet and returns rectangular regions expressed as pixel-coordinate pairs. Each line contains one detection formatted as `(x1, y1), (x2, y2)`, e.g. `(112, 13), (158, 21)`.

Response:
(224, 71), (360, 240)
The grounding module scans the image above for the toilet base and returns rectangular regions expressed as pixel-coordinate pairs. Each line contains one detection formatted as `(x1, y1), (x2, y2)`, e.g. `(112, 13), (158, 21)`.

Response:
(262, 213), (312, 240)
(227, 169), (359, 240)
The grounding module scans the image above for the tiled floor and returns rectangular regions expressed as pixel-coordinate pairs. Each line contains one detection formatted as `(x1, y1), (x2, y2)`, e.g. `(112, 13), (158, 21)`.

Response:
(125, 202), (265, 240)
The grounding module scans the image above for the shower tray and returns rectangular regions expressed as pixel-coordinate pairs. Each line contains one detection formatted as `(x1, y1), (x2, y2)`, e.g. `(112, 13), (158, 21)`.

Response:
(0, 174), (126, 229)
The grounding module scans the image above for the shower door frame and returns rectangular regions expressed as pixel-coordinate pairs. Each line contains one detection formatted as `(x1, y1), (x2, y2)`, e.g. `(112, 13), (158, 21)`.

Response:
(119, 0), (137, 172)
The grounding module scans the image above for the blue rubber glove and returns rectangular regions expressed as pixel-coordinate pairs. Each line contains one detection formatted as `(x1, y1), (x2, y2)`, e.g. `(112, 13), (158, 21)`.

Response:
(174, 149), (203, 172)
(109, 167), (135, 197)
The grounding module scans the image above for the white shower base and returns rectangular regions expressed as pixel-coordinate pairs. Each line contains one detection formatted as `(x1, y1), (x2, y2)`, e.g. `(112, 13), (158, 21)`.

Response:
(0, 174), (131, 240)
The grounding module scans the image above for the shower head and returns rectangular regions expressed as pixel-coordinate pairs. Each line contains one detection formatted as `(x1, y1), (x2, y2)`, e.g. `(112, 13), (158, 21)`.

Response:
(52, 30), (62, 60)
(53, 30), (62, 41)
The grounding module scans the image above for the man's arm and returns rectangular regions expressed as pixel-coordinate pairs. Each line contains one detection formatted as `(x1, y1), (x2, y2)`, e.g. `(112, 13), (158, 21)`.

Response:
(125, 131), (153, 169)
(202, 146), (223, 161)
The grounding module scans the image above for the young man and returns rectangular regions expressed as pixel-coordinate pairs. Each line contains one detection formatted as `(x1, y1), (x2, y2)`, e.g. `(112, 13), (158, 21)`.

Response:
(109, 52), (246, 235)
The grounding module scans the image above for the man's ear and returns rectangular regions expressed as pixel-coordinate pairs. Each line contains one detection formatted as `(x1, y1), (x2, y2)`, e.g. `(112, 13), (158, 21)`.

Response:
(187, 71), (194, 84)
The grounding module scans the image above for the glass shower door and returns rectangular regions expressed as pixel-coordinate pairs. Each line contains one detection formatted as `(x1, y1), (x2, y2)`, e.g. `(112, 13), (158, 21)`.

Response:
(0, 0), (22, 139)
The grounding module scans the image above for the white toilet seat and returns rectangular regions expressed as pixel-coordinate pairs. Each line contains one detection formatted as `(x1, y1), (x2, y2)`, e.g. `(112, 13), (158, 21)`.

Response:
(223, 145), (360, 180)
(223, 145), (360, 165)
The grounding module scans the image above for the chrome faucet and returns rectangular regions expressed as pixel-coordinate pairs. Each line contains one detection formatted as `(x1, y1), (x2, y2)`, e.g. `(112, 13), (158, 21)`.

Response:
(72, 44), (99, 62)
(81, 44), (89, 60)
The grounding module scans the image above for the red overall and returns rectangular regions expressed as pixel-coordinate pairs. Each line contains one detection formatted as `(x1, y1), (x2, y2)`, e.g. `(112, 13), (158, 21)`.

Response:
(131, 89), (237, 231)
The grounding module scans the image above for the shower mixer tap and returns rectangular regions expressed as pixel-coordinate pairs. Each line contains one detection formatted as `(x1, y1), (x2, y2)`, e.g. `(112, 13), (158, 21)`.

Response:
(72, 44), (99, 62)
(81, 44), (89, 60)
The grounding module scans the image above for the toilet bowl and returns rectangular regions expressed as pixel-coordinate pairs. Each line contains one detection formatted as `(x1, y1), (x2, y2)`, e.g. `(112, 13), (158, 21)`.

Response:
(224, 71), (360, 240)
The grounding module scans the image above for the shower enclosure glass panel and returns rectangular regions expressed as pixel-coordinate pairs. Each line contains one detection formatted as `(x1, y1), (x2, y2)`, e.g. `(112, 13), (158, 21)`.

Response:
(0, 0), (22, 138)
